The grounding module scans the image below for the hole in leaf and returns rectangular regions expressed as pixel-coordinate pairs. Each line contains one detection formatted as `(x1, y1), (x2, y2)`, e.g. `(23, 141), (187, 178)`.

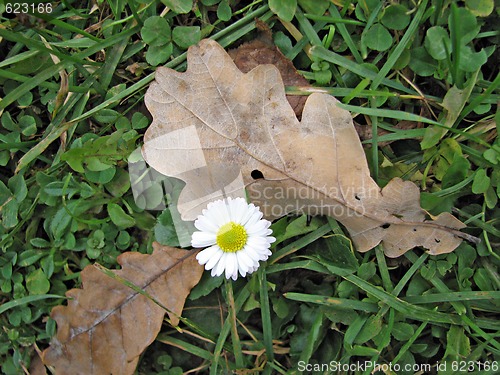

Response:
(251, 169), (264, 179)
(306, 215), (312, 226)
(381, 223), (390, 229)
(354, 194), (361, 201)
(435, 238), (441, 243)
(413, 228), (417, 232)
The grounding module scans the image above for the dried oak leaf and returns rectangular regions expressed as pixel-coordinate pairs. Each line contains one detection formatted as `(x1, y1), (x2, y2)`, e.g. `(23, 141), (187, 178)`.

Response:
(42, 243), (203, 374)
(142, 39), (469, 257)
(228, 21), (309, 117)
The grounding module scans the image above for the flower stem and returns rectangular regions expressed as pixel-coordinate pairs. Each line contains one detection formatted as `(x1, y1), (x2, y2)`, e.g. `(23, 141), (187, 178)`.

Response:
(225, 279), (244, 368)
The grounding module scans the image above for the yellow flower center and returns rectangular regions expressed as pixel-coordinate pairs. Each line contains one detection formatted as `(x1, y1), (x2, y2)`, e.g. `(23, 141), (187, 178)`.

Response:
(216, 222), (248, 253)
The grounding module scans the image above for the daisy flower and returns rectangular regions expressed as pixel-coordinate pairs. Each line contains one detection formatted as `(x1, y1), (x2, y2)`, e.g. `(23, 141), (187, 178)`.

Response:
(191, 197), (275, 280)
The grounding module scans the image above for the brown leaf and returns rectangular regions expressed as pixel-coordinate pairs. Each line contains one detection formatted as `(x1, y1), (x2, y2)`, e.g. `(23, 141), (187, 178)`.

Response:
(42, 243), (203, 374)
(229, 22), (308, 117)
(29, 351), (48, 375)
(142, 39), (469, 257)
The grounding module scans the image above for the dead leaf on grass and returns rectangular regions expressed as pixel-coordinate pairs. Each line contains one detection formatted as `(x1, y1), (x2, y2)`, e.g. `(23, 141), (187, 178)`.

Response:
(229, 20), (309, 117)
(41, 243), (203, 374)
(142, 39), (471, 257)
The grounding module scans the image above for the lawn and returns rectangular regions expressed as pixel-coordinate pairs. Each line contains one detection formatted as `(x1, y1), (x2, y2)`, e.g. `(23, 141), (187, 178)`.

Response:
(0, 0), (499, 374)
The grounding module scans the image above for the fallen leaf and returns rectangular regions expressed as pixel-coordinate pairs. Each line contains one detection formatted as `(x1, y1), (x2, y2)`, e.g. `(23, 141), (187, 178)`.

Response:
(142, 39), (470, 257)
(229, 20), (308, 117)
(29, 351), (47, 375)
(42, 243), (203, 374)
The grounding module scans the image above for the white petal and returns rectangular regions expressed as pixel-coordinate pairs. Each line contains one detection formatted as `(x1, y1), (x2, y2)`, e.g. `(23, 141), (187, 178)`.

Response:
(239, 203), (259, 226)
(225, 253), (237, 279)
(236, 251), (254, 273)
(231, 269), (239, 280)
(191, 231), (216, 248)
(213, 200), (230, 224)
(204, 200), (229, 227)
(248, 265), (259, 274)
(245, 211), (264, 229)
(246, 235), (270, 248)
(205, 251), (224, 271)
(214, 252), (227, 277)
(194, 215), (218, 233)
(243, 245), (266, 263)
(246, 219), (271, 236)
(196, 245), (221, 266)
(227, 197), (247, 224)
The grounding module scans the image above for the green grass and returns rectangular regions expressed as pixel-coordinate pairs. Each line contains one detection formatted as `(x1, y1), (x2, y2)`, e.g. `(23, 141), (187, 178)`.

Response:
(0, 0), (499, 374)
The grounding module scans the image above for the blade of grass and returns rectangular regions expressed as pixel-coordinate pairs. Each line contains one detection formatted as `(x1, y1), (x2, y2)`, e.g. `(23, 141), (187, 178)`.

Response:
(362, 309), (395, 375)
(327, 5), (363, 63)
(211, 284), (250, 375)
(15, 82), (92, 172)
(0, 294), (65, 315)
(303, 13), (364, 26)
(0, 69), (87, 93)
(375, 246), (393, 292)
(285, 86), (426, 99)
(283, 292), (379, 312)
(454, 208), (500, 238)
(362, 128), (427, 144)
(458, 72), (500, 124)
(0, 61), (69, 112)
(298, 310), (324, 365)
(266, 260), (328, 274)
(0, 25), (140, 110)
(371, 0), (428, 90)
(216, 10), (275, 48)
(98, 27), (132, 90)
(461, 314), (500, 353)
(393, 253), (428, 296)
(370, 97), (380, 181)
(293, 257), (465, 325)
(213, 4), (270, 40)
(156, 334), (213, 361)
(258, 267), (274, 364)
(338, 103), (494, 148)
(15, 122), (73, 173)
(405, 252), (500, 351)
(0, 28), (94, 69)
(34, 11), (103, 42)
(449, 2), (462, 87)
(403, 291), (500, 304)
(343, 77), (370, 104)
(294, 7), (323, 46)
(0, 49), (39, 69)
(269, 224), (331, 264)
(344, 274), (462, 324)
(338, 103), (442, 126)
(359, 0), (383, 58)
(310, 46), (416, 95)
(94, 263), (180, 328)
